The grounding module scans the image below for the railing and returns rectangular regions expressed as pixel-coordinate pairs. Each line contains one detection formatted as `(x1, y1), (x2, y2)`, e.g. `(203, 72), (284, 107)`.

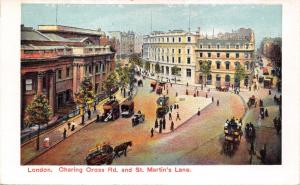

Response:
(20, 89), (118, 144)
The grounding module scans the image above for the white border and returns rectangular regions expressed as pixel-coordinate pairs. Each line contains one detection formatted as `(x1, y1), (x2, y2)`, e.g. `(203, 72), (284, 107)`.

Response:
(0, 0), (300, 184)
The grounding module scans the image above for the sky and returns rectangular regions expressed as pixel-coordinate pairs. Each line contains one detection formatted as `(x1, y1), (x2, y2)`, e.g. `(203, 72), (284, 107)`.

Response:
(21, 4), (282, 48)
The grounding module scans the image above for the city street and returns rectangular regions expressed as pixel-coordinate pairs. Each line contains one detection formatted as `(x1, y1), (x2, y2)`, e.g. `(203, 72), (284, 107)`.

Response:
(27, 74), (281, 165)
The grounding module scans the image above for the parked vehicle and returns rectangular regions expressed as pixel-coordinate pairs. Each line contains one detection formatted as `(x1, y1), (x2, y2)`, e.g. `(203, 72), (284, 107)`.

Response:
(121, 100), (134, 118)
(132, 112), (145, 127)
(101, 99), (120, 122)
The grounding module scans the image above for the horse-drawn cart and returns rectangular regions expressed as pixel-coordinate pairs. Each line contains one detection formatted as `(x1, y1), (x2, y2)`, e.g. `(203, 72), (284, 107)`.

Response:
(85, 144), (114, 165)
(101, 99), (120, 122)
(223, 119), (243, 156)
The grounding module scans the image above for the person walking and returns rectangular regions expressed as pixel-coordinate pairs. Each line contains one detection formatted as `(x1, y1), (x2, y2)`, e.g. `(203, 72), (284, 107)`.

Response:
(176, 112), (181, 121)
(151, 128), (154, 137)
(217, 100), (219, 106)
(63, 128), (67, 139)
(170, 121), (174, 132)
(212, 96), (214, 102)
(67, 122), (71, 130)
(206, 93), (208, 98)
(197, 108), (201, 116)
(170, 105), (173, 112)
(155, 119), (158, 128)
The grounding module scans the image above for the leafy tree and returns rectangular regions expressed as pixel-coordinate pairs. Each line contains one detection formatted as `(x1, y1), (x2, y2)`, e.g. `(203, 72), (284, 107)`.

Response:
(129, 54), (143, 67)
(75, 77), (95, 123)
(144, 60), (150, 72)
(234, 64), (246, 87)
(199, 60), (211, 86)
(103, 72), (119, 97)
(25, 94), (52, 150)
(171, 65), (180, 83)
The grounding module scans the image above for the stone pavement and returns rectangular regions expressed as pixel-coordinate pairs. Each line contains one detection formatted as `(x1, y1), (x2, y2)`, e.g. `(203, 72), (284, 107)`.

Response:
(154, 95), (212, 134)
(21, 89), (127, 165)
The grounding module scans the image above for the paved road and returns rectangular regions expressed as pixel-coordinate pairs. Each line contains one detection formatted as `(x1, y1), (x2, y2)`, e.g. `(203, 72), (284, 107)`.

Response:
(29, 76), (281, 165)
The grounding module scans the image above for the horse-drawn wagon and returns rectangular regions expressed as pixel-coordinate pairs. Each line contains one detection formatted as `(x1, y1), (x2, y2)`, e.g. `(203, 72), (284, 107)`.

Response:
(132, 112), (145, 127)
(121, 99), (134, 118)
(101, 99), (120, 122)
(223, 119), (243, 156)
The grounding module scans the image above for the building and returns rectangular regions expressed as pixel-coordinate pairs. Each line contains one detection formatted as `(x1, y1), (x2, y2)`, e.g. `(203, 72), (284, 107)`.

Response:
(108, 31), (135, 58)
(21, 25), (115, 127)
(142, 30), (197, 85)
(134, 34), (144, 55)
(195, 28), (255, 87)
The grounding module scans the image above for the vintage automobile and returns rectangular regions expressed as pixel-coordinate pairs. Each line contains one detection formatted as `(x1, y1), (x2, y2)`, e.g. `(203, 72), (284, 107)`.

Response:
(132, 112), (145, 127)
(156, 96), (170, 118)
(121, 99), (134, 118)
(101, 99), (120, 122)
(85, 144), (114, 165)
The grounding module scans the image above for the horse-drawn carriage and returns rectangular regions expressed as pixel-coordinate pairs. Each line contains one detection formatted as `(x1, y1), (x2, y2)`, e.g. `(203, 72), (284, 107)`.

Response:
(223, 119), (243, 156)
(216, 86), (229, 92)
(156, 96), (169, 118)
(132, 112), (145, 127)
(247, 95), (256, 108)
(121, 99), (134, 118)
(85, 141), (133, 165)
(101, 99), (120, 122)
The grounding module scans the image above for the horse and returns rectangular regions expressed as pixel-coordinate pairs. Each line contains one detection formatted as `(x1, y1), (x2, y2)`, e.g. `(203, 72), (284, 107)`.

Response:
(113, 141), (133, 157)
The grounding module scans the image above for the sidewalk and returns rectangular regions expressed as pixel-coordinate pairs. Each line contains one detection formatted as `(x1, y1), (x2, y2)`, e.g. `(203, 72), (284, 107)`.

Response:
(21, 90), (128, 165)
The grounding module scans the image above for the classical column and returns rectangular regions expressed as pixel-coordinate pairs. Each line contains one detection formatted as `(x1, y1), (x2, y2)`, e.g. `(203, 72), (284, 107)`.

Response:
(73, 64), (78, 97)
(37, 72), (45, 95)
(48, 71), (55, 113)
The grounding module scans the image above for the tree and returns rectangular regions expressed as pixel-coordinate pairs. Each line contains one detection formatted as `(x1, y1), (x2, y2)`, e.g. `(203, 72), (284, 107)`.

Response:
(129, 54), (143, 68)
(144, 60), (150, 72)
(25, 94), (52, 150)
(75, 77), (95, 124)
(234, 64), (246, 88)
(171, 65), (180, 83)
(103, 72), (119, 97)
(199, 60), (211, 87)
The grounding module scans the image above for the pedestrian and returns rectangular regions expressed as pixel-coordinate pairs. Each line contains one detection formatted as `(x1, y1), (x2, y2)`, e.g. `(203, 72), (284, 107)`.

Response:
(155, 119), (158, 128)
(231, 84), (234, 89)
(187, 82), (189, 87)
(63, 128), (67, 139)
(71, 122), (75, 131)
(163, 118), (166, 130)
(206, 93), (208, 98)
(67, 122), (71, 130)
(197, 90), (199, 96)
(170, 83), (172, 87)
(170, 121), (174, 132)
(212, 96), (214, 102)
(176, 92), (178, 97)
(217, 100), (219, 106)
(197, 108), (200, 116)
(167, 89), (169, 94)
(176, 112), (181, 121)
(151, 128), (154, 137)
(186, 89), (188, 95)
(169, 112), (172, 120)
(249, 86), (251, 91)
(177, 104), (179, 109)
(259, 145), (267, 164)
(265, 109), (269, 117)
(269, 89), (271, 95)
(170, 105), (173, 112)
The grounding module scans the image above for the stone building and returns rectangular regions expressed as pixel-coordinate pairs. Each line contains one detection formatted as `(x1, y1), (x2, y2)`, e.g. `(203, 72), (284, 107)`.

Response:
(21, 25), (115, 127)
(108, 31), (135, 58)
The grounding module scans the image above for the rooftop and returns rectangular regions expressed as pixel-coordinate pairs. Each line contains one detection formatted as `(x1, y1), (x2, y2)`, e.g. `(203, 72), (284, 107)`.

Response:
(38, 25), (105, 36)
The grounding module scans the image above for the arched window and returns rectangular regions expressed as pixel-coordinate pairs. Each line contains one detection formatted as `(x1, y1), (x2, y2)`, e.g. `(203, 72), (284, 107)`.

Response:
(225, 61), (230, 70)
(216, 61), (221, 69)
(216, 74), (221, 81)
(225, 75), (230, 82)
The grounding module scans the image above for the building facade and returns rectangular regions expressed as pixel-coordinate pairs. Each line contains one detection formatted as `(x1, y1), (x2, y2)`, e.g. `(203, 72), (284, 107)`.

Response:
(142, 28), (255, 87)
(195, 28), (255, 87)
(21, 25), (115, 127)
(108, 31), (135, 58)
(142, 30), (197, 84)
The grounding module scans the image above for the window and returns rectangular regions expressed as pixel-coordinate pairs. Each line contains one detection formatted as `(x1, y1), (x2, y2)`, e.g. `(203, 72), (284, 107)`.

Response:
(167, 38), (169, 42)
(226, 53), (230, 58)
(57, 69), (62, 79)
(178, 37), (181, 42)
(225, 61), (230, 70)
(244, 52), (249, 58)
(161, 66), (164, 73)
(172, 49), (174, 53)
(95, 65), (99, 73)
(236, 53), (239, 58)
(217, 53), (220, 58)
(178, 49), (181, 54)
(208, 45), (211, 49)
(187, 49), (190, 54)
(216, 61), (221, 69)
(172, 57), (174, 63)
(217, 45), (220, 49)
(200, 44), (203, 49)
(235, 62), (240, 69)
(166, 67), (169, 74)
(162, 38), (164, 42)
(208, 53), (211, 58)
(25, 79), (33, 91)
(187, 37), (191, 42)
(200, 53), (203, 57)
(178, 57), (181, 63)
(187, 57), (191, 64)
(162, 56), (164, 61)
(226, 45), (230, 49)
(89, 66), (92, 74)
(236, 44), (239, 49)
(172, 37), (175, 42)
(66, 67), (71, 77)
(246, 44), (249, 49)
(186, 69), (191, 77)
(167, 56), (169, 63)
